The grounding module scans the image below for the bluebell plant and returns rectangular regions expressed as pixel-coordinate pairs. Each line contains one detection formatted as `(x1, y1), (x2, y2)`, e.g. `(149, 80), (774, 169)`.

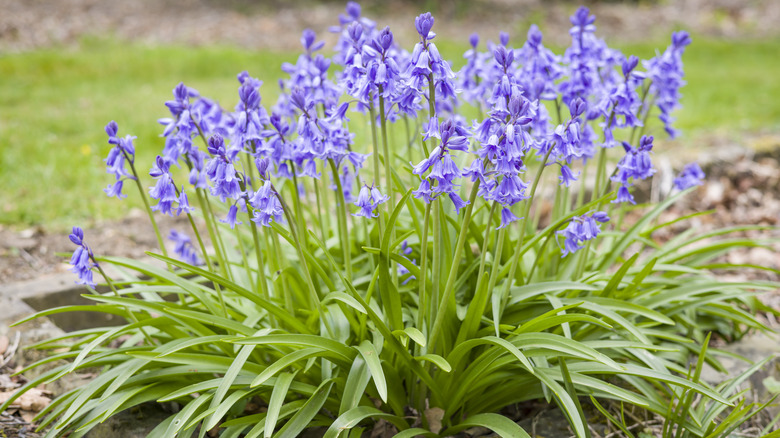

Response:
(10, 4), (778, 438)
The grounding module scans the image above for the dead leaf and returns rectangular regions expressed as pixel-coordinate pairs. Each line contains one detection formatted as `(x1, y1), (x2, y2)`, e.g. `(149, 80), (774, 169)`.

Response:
(0, 388), (51, 412)
(21, 410), (36, 423)
(0, 336), (9, 355)
(424, 407), (445, 434)
(0, 373), (17, 390)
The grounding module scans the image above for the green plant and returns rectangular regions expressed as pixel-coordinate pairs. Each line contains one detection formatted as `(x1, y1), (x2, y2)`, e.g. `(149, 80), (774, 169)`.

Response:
(2, 4), (778, 437)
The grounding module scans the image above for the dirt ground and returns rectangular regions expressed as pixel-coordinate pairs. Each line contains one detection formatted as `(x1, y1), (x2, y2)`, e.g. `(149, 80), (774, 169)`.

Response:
(1, 0), (780, 53)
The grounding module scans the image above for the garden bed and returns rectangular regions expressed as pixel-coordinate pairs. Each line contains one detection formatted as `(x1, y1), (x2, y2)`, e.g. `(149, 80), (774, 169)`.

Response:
(1, 144), (779, 437)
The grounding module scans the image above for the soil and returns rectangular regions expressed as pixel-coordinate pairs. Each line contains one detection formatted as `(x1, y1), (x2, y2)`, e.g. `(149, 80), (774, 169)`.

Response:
(1, 0), (780, 54)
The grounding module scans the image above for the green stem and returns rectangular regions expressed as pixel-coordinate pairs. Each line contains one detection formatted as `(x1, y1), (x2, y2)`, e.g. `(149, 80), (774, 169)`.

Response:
(428, 180), (481, 354)
(234, 225), (254, 291)
(313, 177), (327, 245)
(203, 192), (232, 282)
(127, 160), (170, 264)
(456, 201), (498, 343)
(249, 220), (269, 302)
(417, 202), (432, 333)
(289, 161), (308, 246)
(378, 89), (397, 288)
(502, 147), (555, 292)
(95, 264), (155, 345)
(329, 159), (353, 280)
(272, 184), (335, 337)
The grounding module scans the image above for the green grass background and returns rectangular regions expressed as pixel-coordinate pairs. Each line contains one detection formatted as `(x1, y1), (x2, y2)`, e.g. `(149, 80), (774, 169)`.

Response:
(1, 36), (778, 230)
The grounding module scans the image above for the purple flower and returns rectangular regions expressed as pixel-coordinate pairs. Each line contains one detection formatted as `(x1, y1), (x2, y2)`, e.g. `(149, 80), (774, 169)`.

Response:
(249, 180), (284, 227)
(204, 134), (243, 202)
(673, 162), (705, 190)
(220, 204), (243, 229)
(353, 184), (389, 218)
(611, 135), (655, 204)
(644, 31), (691, 138)
(149, 156), (179, 216)
(557, 212), (610, 257)
(176, 188), (194, 215)
(415, 12), (435, 39)
(169, 230), (201, 266)
(104, 121), (137, 199)
(496, 207), (521, 229)
(397, 240), (416, 285)
(68, 226), (97, 287)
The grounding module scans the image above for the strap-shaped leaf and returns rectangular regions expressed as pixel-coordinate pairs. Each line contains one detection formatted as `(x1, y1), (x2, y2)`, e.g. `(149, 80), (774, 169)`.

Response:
(414, 354), (451, 372)
(323, 406), (408, 438)
(356, 340), (387, 402)
(273, 380), (334, 438)
(251, 348), (323, 388)
(265, 371), (298, 438)
(441, 413), (532, 438)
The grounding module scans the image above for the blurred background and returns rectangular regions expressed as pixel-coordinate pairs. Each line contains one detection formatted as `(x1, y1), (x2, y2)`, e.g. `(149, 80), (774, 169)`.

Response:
(0, 0), (778, 280)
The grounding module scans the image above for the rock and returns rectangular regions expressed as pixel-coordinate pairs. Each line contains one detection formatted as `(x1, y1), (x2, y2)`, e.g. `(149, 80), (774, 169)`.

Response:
(85, 403), (174, 438)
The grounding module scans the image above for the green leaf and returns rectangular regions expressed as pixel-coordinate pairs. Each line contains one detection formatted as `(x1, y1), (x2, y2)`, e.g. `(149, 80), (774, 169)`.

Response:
(441, 413), (531, 438)
(265, 371), (298, 438)
(251, 348), (324, 388)
(323, 406), (408, 438)
(339, 357), (370, 415)
(392, 327), (426, 348)
(205, 336), (258, 430)
(231, 334), (356, 367)
(356, 340), (387, 403)
(448, 336), (534, 375)
(273, 379), (334, 438)
(414, 354), (452, 372)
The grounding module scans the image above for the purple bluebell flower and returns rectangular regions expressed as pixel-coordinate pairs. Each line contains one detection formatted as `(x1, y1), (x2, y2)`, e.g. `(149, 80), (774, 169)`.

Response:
(644, 31), (691, 138)
(673, 162), (705, 190)
(612, 135), (656, 186)
(103, 121), (137, 199)
(158, 83), (201, 165)
(557, 212), (610, 257)
(353, 184), (389, 218)
(149, 156), (179, 216)
(249, 180), (284, 227)
(68, 226), (97, 287)
(496, 208), (521, 229)
(611, 135), (655, 204)
(398, 12), (456, 117)
(412, 119), (471, 213)
(613, 185), (636, 205)
(176, 188), (194, 215)
(220, 204), (243, 229)
(168, 230), (201, 266)
(397, 240), (416, 285)
(205, 134), (243, 202)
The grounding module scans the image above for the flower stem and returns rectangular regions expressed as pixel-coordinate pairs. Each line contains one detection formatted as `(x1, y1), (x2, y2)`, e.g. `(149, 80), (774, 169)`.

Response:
(95, 263), (155, 345)
(329, 159), (353, 280)
(378, 89), (397, 287)
(428, 180), (481, 354)
(456, 201), (498, 343)
(501, 147), (555, 291)
(126, 160), (170, 266)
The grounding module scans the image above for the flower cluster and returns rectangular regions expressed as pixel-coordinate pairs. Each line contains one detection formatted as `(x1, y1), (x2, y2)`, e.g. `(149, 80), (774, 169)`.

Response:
(674, 162), (705, 190)
(412, 119), (470, 213)
(68, 227), (97, 287)
(644, 31), (692, 138)
(103, 121), (136, 199)
(557, 212), (610, 256)
(611, 135), (656, 204)
(169, 230), (201, 265)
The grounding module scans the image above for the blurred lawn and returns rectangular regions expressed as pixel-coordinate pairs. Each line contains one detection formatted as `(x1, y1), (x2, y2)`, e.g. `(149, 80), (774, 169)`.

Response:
(1, 36), (778, 230)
